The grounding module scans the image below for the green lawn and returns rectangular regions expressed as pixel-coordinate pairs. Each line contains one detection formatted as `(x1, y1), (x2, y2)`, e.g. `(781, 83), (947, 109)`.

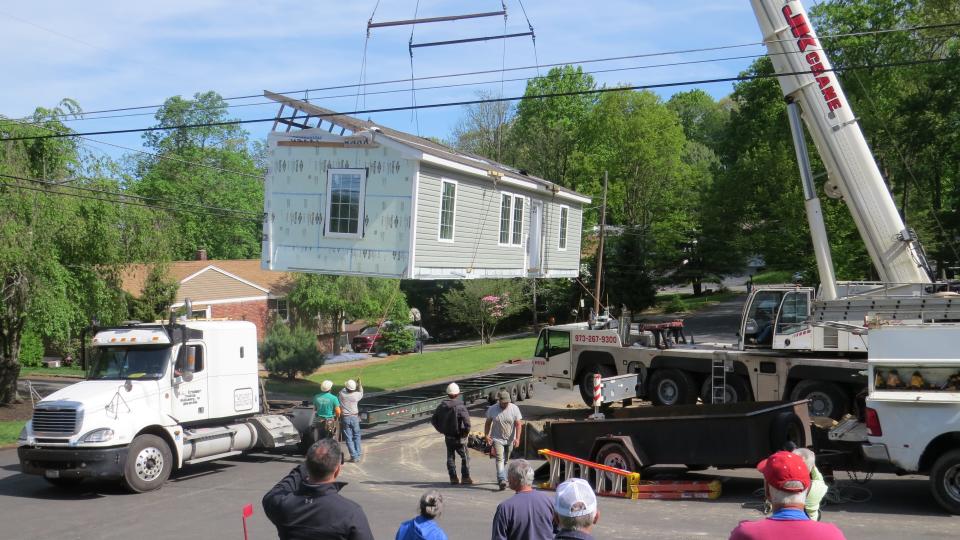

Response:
(0, 420), (26, 446)
(651, 291), (743, 314)
(19, 366), (85, 378)
(265, 336), (537, 398)
(750, 270), (795, 285)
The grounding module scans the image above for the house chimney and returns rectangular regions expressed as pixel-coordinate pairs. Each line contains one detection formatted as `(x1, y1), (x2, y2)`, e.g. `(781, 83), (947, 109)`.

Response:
(195, 249), (207, 261)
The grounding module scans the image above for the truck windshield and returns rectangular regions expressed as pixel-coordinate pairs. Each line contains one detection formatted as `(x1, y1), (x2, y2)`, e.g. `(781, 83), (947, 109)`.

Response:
(87, 346), (171, 380)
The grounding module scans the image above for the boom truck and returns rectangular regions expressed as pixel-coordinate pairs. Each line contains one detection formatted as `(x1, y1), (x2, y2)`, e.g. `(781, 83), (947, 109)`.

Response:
(533, 0), (960, 419)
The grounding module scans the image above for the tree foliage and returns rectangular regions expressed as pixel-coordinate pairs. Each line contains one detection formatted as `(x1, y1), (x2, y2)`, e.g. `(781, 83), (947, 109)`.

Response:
(260, 321), (322, 380)
(443, 280), (526, 343)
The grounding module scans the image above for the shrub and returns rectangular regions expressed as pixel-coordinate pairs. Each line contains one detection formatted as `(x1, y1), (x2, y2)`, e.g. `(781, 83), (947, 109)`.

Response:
(380, 323), (416, 355)
(19, 328), (44, 368)
(662, 294), (688, 314)
(260, 322), (323, 380)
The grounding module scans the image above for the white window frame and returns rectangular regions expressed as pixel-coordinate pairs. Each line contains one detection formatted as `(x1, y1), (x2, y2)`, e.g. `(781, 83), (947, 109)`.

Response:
(558, 205), (569, 251)
(325, 168), (366, 239)
(498, 191), (525, 248)
(438, 178), (457, 243)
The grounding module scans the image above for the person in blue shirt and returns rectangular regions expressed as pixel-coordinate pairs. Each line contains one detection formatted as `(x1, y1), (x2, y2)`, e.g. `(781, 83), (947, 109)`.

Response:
(396, 490), (448, 540)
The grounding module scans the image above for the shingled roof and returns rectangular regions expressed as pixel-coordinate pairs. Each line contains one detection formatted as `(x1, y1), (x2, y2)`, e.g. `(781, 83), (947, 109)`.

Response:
(121, 260), (294, 298)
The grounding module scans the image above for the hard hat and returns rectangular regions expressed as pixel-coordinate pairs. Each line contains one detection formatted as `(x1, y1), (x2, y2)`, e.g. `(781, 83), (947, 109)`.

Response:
(345, 379), (357, 391)
(446, 382), (460, 396)
(320, 380), (333, 392)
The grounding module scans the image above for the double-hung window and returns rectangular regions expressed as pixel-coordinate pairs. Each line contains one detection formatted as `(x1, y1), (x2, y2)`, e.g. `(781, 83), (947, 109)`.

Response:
(326, 168), (366, 237)
(439, 179), (457, 242)
(498, 192), (525, 247)
(558, 206), (569, 250)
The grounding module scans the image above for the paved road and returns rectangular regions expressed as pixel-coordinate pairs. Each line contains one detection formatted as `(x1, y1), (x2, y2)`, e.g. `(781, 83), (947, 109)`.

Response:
(677, 295), (747, 345)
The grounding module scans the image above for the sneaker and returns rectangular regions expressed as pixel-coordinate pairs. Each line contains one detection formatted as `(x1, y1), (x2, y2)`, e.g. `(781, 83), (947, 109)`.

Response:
(498, 481), (507, 491)
(460, 477), (474, 485)
(449, 475), (460, 485)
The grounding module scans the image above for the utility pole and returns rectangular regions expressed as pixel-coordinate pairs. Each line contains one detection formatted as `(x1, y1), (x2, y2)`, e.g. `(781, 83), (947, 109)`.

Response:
(593, 171), (608, 319)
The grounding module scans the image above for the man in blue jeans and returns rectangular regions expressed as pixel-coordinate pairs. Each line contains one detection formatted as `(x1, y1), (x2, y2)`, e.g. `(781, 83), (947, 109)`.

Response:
(485, 390), (523, 491)
(339, 379), (364, 463)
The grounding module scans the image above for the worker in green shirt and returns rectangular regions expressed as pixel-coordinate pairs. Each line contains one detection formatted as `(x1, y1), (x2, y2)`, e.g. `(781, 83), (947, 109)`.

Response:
(312, 380), (341, 442)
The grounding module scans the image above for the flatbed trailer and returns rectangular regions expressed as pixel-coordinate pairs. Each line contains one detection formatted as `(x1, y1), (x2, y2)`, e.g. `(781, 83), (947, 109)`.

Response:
(358, 373), (534, 426)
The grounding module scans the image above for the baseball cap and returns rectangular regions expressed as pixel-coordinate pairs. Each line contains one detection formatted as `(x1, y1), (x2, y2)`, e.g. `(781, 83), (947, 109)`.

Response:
(446, 382), (460, 396)
(320, 380), (333, 392)
(555, 478), (597, 517)
(757, 451), (810, 492)
(345, 379), (357, 391)
(497, 389), (511, 403)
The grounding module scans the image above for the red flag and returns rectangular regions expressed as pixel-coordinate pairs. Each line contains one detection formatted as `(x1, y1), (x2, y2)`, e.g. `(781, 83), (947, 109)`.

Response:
(242, 504), (254, 540)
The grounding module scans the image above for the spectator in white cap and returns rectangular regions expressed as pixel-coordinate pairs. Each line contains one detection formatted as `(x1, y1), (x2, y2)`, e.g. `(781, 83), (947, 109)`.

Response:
(553, 478), (598, 539)
(312, 380), (341, 442)
(430, 382), (473, 485)
(339, 378), (364, 463)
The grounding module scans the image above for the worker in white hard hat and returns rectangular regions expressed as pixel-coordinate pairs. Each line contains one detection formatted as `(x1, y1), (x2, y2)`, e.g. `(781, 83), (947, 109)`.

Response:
(338, 378), (364, 463)
(430, 382), (473, 485)
(312, 380), (341, 442)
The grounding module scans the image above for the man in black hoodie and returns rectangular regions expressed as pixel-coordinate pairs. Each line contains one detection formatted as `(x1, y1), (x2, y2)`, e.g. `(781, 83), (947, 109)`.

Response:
(431, 382), (473, 485)
(263, 438), (374, 540)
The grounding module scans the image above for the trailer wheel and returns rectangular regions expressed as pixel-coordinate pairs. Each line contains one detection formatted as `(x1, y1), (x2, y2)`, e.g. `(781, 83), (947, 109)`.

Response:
(649, 369), (698, 406)
(510, 385), (520, 403)
(769, 411), (807, 451)
(578, 365), (616, 406)
(789, 380), (848, 419)
(488, 391), (497, 405)
(700, 375), (752, 404)
(525, 382), (535, 399)
(123, 434), (173, 493)
(596, 442), (638, 474)
(930, 449), (960, 514)
(518, 383), (529, 401)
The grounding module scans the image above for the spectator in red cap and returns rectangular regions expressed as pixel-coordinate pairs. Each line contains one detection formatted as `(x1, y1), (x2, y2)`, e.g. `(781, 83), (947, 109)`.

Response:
(729, 451), (846, 539)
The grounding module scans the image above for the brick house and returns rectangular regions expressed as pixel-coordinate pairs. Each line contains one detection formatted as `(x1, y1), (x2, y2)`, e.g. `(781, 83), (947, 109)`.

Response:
(121, 253), (294, 341)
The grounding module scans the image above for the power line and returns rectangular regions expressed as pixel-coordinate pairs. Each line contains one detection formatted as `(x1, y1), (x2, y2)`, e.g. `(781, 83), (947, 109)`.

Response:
(7, 21), (959, 124)
(3, 56), (957, 143)
(0, 173), (262, 221)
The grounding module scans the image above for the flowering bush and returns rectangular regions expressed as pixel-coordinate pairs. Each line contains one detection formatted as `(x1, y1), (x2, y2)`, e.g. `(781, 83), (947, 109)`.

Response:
(445, 281), (525, 344)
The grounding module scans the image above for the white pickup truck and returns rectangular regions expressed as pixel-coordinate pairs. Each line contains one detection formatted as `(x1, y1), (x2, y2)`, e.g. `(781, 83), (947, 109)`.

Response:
(18, 320), (308, 492)
(859, 325), (960, 514)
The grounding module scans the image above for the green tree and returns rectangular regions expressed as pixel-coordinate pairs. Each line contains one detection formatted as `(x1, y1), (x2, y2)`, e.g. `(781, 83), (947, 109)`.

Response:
(450, 91), (514, 161)
(131, 91), (264, 260)
(288, 275), (409, 354)
(260, 321), (322, 380)
(129, 265), (179, 322)
(442, 279), (526, 343)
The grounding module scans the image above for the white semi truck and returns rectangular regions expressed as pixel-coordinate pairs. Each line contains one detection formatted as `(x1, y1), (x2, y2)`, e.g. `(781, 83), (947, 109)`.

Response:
(534, 0), (960, 418)
(17, 320), (309, 492)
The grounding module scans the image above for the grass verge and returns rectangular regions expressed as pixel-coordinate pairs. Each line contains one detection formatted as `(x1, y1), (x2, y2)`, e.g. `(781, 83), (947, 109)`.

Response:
(0, 420), (26, 446)
(750, 270), (795, 285)
(20, 366), (85, 378)
(648, 291), (743, 314)
(265, 336), (536, 398)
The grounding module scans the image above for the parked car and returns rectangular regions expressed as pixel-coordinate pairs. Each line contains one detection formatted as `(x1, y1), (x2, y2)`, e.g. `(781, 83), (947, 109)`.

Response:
(352, 323), (430, 353)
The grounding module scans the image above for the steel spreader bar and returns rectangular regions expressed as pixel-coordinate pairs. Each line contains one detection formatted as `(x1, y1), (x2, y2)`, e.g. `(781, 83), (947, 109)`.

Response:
(410, 31), (534, 50)
(369, 11), (506, 29)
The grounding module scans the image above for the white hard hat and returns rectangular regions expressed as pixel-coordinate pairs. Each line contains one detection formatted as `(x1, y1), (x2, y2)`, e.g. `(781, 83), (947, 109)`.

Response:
(446, 382), (460, 396)
(345, 379), (357, 391)
(320, 380), (333, 392)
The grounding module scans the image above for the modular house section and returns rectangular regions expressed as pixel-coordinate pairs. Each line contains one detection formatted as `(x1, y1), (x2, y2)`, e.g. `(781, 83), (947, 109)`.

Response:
(260, 91), (589, 280)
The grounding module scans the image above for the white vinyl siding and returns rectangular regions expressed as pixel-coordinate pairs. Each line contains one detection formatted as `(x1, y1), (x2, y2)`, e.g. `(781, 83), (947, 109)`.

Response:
(325, 168), (366, 238)
(558, 206), (569, 250)
(439, 179), (456, 242)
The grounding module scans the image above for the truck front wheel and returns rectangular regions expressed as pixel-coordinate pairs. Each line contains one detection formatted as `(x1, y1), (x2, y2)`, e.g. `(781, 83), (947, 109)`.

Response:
(649, 369), (697, 406)
(930, 449), (960, 514)
(123, 434), (173, 493)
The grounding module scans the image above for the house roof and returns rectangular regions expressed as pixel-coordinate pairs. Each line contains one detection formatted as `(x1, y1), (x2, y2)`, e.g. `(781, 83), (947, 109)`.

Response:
(121, 260), (295, 298)
(264, 90), (591, 205)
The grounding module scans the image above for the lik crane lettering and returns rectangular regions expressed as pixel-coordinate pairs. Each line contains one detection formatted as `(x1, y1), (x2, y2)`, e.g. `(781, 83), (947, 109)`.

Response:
(782, 4), (843, 112)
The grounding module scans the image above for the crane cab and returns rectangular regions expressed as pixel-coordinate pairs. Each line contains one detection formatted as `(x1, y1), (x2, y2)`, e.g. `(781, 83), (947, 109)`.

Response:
(740, 286), (815, 351)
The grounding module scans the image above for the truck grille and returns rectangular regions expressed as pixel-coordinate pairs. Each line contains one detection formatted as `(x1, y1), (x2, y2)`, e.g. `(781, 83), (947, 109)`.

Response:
(32, 408), (80, 435)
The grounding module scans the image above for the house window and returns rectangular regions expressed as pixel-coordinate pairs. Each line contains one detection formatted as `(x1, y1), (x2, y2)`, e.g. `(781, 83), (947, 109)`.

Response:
(439, 180), (457, 241)
(268, 298), (289, 322)
(499, 193), (524, 247)
(326, 168), (366, 237)
(558, 206), (569, 250)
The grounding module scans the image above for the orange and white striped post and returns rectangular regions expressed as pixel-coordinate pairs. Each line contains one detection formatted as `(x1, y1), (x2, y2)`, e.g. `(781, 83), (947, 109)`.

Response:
(589, 373), (605, 419)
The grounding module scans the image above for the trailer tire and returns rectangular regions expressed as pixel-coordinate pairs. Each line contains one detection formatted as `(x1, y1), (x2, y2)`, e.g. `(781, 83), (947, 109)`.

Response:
(578, 365), (616, 407)
(769, 411), (807, 452)
(525, 382), (535, 399)
(595, 442), (638, 475)
(518, 383), (529, 401)
(789, 380), (848, 419)
(649, 369), (698, 406)
(930, 449), (960, 514)
(700, 375), (752, 404)
(510, 385), (520, 403)
(123, 434), (173, 493)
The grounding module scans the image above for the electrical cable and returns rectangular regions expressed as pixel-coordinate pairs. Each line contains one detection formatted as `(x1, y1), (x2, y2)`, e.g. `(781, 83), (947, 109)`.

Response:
(7, 21), (959, 123)
(4, 55), (958, 143)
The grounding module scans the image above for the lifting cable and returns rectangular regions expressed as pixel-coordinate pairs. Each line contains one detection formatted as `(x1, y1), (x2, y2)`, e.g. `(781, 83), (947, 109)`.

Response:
(408, 0), (422, 135)
(355, 1), (381, 111)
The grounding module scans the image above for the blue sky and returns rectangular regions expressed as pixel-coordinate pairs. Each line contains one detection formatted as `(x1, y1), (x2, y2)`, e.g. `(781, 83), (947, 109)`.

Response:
(1, 1), (768, 160)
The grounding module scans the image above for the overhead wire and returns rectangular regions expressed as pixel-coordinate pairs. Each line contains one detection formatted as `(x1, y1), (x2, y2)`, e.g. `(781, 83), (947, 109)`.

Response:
(408, 0), (422, 135)
(7, 21), (959, 124)
(4, 55), (958, 142)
